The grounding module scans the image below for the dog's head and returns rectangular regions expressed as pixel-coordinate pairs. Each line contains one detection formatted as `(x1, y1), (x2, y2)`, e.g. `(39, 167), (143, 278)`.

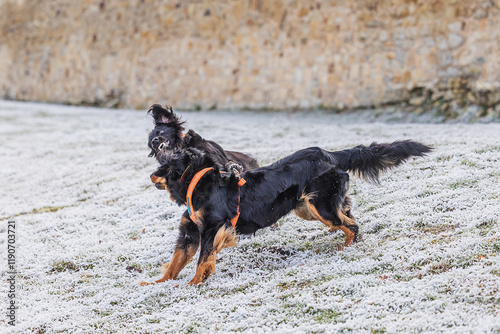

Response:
(147, 104), (185, 160)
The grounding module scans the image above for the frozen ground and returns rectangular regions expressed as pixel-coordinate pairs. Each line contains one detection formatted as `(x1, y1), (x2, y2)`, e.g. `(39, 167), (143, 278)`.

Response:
(0, 101), (499, 333)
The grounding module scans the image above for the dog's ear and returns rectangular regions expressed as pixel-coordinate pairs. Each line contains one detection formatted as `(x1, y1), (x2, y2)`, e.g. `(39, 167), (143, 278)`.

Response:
(147, 104), (180, 125)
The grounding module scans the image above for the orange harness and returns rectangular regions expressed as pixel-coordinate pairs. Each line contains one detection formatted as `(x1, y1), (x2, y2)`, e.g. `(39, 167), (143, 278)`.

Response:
(185, 167), (246, 228)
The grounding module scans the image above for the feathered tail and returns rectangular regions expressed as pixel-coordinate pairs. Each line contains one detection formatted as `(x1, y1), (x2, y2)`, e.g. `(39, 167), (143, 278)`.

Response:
(333, 140), (432, 183)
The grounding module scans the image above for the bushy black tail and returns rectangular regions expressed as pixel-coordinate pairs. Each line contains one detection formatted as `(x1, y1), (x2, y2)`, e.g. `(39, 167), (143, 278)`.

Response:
(334, 140), (432, 183)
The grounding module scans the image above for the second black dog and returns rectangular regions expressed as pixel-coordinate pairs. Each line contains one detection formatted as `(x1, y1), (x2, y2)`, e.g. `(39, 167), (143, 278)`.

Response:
(147, 104), (258, 175)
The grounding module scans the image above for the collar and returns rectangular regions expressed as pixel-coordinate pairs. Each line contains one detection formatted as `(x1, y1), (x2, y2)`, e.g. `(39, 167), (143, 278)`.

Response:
(179, 164), (191, 183)
(185, 168), (246, 228)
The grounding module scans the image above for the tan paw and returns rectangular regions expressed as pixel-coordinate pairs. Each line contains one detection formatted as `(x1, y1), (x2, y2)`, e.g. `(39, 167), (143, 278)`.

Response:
(139, 281), (155, 286)
(188, 277), (205, 286)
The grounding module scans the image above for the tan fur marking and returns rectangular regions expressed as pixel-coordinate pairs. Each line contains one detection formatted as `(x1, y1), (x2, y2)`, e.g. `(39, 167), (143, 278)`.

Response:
(328, 225), (340, 232)
(337, 209), (356, 226)
(339, 225), (356, 248)
(151, 174), (169, 192)
(306, 200), (335, 230)
(151, 174), (173, 192)
(294, 204), (317, 221)
(213, 225), (239, 252)
(294, 193), (319, 221)
(139, 217), (198, 286)
(194, 209), (204, 224)
(179, 216), (191, 228)
(189, 254), (216, 285)
(188, 226), (238, 285)
(298, 198), (357, 250)
(139, 244), (198, 286)
(151, 175), (165, 184)
(300, 192), (316, 202)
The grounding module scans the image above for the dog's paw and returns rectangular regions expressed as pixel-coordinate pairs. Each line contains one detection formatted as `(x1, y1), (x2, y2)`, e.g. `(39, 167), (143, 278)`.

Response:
(188, 273), (207, 286)
(225, 162), (244, 175)
(139, 281), (155, 286)
(187, 279), (204, 286)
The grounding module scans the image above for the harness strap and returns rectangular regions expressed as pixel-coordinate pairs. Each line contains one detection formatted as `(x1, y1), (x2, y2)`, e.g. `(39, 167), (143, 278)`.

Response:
(186, 167), (214, 226)
(230, 178), (246, 228)
(185, 168), (245, 229)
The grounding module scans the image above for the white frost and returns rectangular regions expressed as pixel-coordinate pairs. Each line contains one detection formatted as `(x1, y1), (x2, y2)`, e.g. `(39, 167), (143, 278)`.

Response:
(0, 101), (499, 333)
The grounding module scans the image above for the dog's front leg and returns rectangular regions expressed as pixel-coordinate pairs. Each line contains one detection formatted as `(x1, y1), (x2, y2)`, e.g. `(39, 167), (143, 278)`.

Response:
(140, 213), (200, 285)
(188, 225), (238, 285)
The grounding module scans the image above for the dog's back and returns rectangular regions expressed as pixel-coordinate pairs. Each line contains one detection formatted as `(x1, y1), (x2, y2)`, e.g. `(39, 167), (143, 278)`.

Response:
(238, 141), (431, 236)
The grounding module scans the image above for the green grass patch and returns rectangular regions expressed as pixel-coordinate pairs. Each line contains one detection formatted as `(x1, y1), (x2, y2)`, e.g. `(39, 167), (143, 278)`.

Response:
(33, 206), (66, 214)
(461, 159), (477, 168)
(311, 308), (344, 324)
(449, 179), (477, 190)
(419, 224), (458, 235)
(475, 146), (500, 154)
(96, 177), (117, 186)
(437, 155), (452, 162)
(48, 260), (94, 273)
(147, 318), (161, 324)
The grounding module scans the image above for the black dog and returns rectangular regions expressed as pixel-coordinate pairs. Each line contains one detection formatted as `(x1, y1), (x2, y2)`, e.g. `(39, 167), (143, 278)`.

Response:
(141, 140), (431, 286)
(147, 104), (258, 175)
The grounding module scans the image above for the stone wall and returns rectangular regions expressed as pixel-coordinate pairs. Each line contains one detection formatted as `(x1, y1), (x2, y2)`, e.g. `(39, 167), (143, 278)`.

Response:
(1, 0), (500, 115)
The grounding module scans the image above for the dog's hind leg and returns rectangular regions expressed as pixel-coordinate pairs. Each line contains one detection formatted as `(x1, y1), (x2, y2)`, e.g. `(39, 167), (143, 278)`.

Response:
(140, 213), (200, 285)
(304, 169), (359, 250)
(306, 200), (358, 250)
(188, 224), (238, 285)
(335, 195), (359, 249)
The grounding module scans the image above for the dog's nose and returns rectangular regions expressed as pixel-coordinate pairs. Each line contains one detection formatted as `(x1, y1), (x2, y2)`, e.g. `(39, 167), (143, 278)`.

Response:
(152, 137), (160, 145)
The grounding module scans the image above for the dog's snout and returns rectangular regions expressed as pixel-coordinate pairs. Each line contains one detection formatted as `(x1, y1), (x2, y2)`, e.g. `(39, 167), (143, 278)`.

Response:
(152, 137), (160, 144)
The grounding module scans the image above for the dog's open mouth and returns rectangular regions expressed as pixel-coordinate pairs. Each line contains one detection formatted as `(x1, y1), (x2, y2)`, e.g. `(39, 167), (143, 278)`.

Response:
(157, 140), (169, 151)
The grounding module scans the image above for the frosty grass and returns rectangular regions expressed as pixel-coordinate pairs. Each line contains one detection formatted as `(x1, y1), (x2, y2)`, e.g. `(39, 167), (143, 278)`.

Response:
(0, 101), (499, 333)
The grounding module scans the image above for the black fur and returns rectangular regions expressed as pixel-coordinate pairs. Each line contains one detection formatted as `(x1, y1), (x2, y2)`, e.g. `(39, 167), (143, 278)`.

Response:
(335, 140), (432, 183)
(147, 140), (431, 285)
(147, 104), (258, 172)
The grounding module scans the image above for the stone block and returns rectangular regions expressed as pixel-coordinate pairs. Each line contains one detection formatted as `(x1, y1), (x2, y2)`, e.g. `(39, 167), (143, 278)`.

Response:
(0, 0), (498, 113)
(448, 33), (464, 49)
